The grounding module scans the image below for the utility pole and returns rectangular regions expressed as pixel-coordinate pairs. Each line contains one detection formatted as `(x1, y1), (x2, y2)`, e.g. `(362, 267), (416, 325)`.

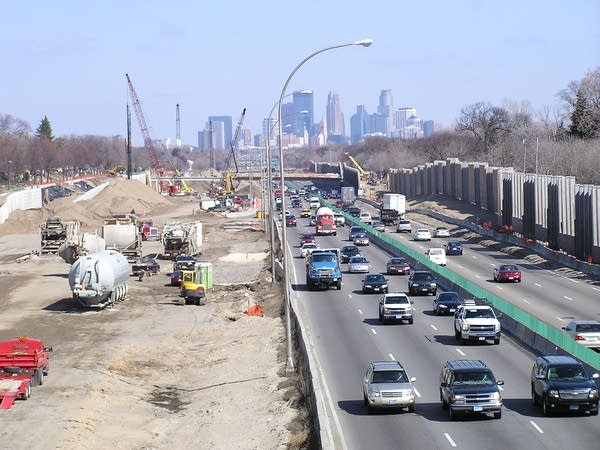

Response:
(126, 104), (132, 180)
(535, 136), (539, 175)
(176, 103), (181, 148)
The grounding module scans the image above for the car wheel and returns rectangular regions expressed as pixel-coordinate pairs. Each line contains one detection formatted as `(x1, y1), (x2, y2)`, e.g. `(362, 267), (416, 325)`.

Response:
(408, 318), (414, 324)
(542, 396), (551, 416)
(531, 385), (539, 406)
(494, 337), (500, 345)
(454, 328), (461, 340)
(494, 410), (502, 420)
(379, 312), (384, 323)
(363, 394), (368, 407)
(434, 307), (439, 315)
(407, 405), (415, 413)
(590, 408), (599, 416)
(449, 407), (457, 420)
(441, 392), (448, 410)
(384, 288), (388, 294)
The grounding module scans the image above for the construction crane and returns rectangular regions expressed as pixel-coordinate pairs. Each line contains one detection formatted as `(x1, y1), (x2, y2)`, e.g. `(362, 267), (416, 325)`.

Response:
(305, 120), (326, 172)
(221, 108), (246, 195)
(345, 152), (370, 181)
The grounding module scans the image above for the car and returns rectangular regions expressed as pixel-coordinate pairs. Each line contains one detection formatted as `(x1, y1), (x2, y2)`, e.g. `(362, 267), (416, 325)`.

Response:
(285, 215), (297, 227)
(433, 226), (450, 237)
(454, 299), (501, 345)
(361, 273), (389, 294)
(493, 264), (522, 282)
(396, 219), (412, 233)
(347, 256), (370, 273)
(207, 204), (228, 213)
(562, 320), (600, 350)
(346, 225), (362, 241)
(378, 292), (414, 324)
(531, 355), (599, 416)
(334, 213), (346, 226)
(309, 215), (317, 226)
(347, 206), (361, 217)
(445, 241), (463, 256)
(299, 233), (316, 246)
(425, 248), (447, 266)
(131, 256), (161, 276)
(340, 245), (360, 263)
(300, 209), (311, 218)
(386, 257), (411, 275)
(173, 255), (196, 271)
(363, 361), (417, 413)
(353, 232), (370, 246)
(291, 198), (302, 208)
(300, 243), (319, 258)
(170, 269), (183, 286)
(440, 359), (504, 420)
(413, 228), (432, 241)
(359, 212), (372, 224)
(408, 270), (437, 295)
(433, 291), (461, 315)
(372, 220), (385, 232)
(278, 210), (291, 220)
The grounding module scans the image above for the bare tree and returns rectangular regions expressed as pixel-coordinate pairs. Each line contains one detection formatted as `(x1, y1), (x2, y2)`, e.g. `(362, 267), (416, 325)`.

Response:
(456, 102), (512, 153)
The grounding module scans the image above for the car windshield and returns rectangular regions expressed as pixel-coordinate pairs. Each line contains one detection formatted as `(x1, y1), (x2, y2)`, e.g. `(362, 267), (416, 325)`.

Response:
(548, 365), (588, 380)
(372, 370), (408, 383)
(343, 247), (359, 254)
(385, 296), (409, 305)
(464, 308), (496, 319)
(575, 323), (600, 332)
(389, 258), (407, 265)
(438, 293), (459, 302)
(303, 244), (317, 249)
(311, 254), (337, 263)
(448, 242), (460, 247)
(452, 371), (496, 386)
(350, 257), (367, 263)
(355, 233), (367, 238)
(365, 274), (384, 282)
(413, 272), (434, 281)
(429, 249), (444, 255)
(500, 265), (518, 271)
(351, 227), (362, 232)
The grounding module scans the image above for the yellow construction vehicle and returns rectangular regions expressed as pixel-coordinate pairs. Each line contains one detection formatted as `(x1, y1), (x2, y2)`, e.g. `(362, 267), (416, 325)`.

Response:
(220, 108), (246, 196)
(345, 153), (370, 181)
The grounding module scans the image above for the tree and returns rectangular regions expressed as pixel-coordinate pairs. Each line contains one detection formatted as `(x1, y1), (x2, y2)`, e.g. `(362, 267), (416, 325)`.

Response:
(456, 102), (512, 153)
(569, 89), (598, 139)
(36, 116), (54, 141)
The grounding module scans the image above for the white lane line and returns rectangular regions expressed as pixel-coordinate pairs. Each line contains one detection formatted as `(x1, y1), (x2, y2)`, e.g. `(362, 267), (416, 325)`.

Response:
(444, 433), (457, 447)
(489, 262), (495, 266)
(413, 387), (422, 398)
(556, 317), (565, 322)
(564, 296), (573, 301)
(593, 287), (600, 292)
(530, 420), (544, 434)
(430, 324), (438, 331)
(456, 348), (465, 356)
(567, 278), (579, 284)
(471, 256), (477, 259)
(389, 353), (395, 360)
(535, 283), (542, 287)
(371, 329), (377, 335)
(358, 309), (363, 315)
(475, 274), (481, 279)
(495, 286), (503, 290)
(348, 294), (352, 299)
(523, 299), (530, 304)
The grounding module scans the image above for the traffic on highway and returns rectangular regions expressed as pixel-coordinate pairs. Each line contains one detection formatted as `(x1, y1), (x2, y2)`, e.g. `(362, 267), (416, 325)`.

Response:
(279, 184), (600, 450)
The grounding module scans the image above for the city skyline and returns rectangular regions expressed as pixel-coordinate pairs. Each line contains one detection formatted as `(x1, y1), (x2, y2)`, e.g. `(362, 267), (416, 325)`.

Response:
(1, 1), (598, 147)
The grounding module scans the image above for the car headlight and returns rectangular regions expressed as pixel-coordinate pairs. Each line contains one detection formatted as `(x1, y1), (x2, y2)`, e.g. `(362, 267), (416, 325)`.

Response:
(495, 323), (501, 332)
(368, 389), (380, 398)
(548, 389), (560, 398)
(589, 389), (598, 398)
(451, 394), (466, 404)
(439, 304), (447, 308)
(364, 284), (372, 288)
(461, 323), (470, 331)
(381, 284), (388, 288)
(490, 392), (501, 400)
(383, 308), (390, 313)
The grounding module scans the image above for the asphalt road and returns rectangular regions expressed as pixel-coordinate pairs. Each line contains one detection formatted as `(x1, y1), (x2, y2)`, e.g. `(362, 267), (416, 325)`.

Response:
(284, 202), (600, 450)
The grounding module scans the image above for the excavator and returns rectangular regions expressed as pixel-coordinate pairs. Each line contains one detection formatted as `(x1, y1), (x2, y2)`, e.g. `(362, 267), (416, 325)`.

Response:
(345, 152), (370, 181)
(221, 108), (246, 195)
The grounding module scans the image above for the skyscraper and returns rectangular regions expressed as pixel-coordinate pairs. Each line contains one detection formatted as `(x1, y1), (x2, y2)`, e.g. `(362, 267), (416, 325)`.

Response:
(350, 105), (370, 144)
(377, 89), (394, 135)
(292, 90), (314, 139)
(423, 120), (435, 137)
(395, 107), (417, 132)
(208, 115), (232, 149)
(326, 92), (345, 137)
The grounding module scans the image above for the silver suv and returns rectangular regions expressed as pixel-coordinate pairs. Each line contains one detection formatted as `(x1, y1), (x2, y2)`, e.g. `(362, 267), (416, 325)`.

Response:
(363, 361), (417, 413)
(396, 219), (412, 233)
(379, 293), (414, 324)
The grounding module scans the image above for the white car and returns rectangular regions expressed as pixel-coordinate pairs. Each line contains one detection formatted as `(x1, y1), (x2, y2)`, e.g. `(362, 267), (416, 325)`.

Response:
(359, 212), (372, 224)
(433, 226), (450, 238)
(347, 256), (370, 273)
(413, 228), (432, 241)
(300, 243), (319, 258)
(425, 248), (447, 266)
(396, 219), (412, 233)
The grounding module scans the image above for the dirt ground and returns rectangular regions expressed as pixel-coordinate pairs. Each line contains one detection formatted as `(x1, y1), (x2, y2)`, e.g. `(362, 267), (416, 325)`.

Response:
(0, 178), (306, 450)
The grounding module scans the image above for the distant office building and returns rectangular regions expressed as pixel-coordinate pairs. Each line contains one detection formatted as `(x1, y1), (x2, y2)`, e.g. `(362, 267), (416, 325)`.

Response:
(423, 120), (435, 137)
(369, 113), (388, 135)
(377, 89), (394, 135)
(350, 105), (370, 144)
(262, 117), (277, 148)
(395, 107), (417, 131)
(241, 128), (252, 148)
(208, 115), (232, 149)
(402, 114), (424, 139)
(281, 102), (294, 136)
(326, 92), (345, 137)
(292, 90), (314, 139)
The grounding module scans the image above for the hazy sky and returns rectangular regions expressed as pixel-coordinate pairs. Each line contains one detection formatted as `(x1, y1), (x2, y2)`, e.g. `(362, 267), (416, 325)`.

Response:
(3, 1), (599, 146)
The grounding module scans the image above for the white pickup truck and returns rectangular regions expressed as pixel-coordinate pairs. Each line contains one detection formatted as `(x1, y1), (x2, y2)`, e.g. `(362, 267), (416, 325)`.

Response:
(454, 299), (501, 345)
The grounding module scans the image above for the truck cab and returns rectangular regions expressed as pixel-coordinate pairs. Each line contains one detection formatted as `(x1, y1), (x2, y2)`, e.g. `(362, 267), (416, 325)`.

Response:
(454, 299), (501, 345)
(306, 251), (342, 290)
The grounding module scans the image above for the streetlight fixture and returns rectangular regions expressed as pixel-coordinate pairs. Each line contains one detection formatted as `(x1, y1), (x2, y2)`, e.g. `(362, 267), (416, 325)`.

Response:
(277, 39), (373, 373)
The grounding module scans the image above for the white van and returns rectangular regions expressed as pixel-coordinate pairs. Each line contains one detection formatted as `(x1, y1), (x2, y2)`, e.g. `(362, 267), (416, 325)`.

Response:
(309, 196), (320, 208)
(426, 248), (447, 266)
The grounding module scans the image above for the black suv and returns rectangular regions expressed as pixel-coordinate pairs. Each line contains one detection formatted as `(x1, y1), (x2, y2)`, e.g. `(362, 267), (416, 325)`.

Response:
(531, 355), (599, 416)
(440, 359), (504, 420)
(340, 245), (360, 263)
(408, 270), (437, 295)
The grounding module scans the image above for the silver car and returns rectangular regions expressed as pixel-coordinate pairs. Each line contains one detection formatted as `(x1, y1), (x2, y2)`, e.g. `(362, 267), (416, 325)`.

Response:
(372, 220), (386, 232)
(353, 232), (370, 246)
(363, 361), (417, 413)
(562, 320), (600, 349)
(396, 219), (412, 233)
(347, 256), (370, 273)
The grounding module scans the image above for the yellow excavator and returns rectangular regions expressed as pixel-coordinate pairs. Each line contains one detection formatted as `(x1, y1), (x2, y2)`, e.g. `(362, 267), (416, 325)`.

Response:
(220, 108), (246, 196)
(345, 153), (370, 181)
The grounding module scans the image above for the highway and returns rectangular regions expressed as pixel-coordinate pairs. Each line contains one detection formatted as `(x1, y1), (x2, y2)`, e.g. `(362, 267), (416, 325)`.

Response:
(284, 201), (600, 450)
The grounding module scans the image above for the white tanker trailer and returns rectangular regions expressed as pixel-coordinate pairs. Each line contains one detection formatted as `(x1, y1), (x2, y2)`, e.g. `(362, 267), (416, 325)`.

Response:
(68, 250), (130, 308)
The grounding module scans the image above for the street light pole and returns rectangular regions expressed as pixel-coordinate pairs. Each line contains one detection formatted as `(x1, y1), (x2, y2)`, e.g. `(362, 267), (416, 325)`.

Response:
(277, 39), (373, 373)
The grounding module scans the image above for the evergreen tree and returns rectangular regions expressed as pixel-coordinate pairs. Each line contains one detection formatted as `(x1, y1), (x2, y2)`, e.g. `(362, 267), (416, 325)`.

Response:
(36, 116), (54, 141)
(569, 90), (598, 139)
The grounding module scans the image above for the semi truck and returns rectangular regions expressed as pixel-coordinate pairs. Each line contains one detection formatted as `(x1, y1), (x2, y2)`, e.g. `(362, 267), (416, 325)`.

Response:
(341, 186), (356, 206)
(382, 193), (406, 216)
(315, 206), (337, 236)
(100, 217), (142, 263)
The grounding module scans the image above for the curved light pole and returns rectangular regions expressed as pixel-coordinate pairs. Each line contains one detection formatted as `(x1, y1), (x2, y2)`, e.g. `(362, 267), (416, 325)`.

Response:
(278, 39), (373, 373)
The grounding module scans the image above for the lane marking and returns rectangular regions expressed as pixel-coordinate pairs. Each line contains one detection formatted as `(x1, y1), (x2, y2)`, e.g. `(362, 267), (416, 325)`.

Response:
(430, 324), (438, 331)
(471, 256), (477, 259)
(389, 353), (395, 360)
(495, 286), (503, 290)
(413, 387), (421, 398)
(348, 294), (352, 299)
(593, 287), (600, 292)
(523, 299), (530, 304)
(564, 296), (573, 301)
(444, 433), (457, 447)
(530, 420), (544, 434)
(489, 262), (495, 266)
(456, 265), (463, 269)
(456, 348), (465, 356)
(357, 309), (363, 315)
(556, 316), (565, 322)
(371, 329), (377, 335)
(535, 283), (542, 287)
(475, 274), (481, 279)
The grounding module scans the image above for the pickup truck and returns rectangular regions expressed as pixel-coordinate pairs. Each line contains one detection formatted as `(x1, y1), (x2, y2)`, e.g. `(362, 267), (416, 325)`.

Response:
(306, 251), (342, 290)
(454, 299), (501, 345)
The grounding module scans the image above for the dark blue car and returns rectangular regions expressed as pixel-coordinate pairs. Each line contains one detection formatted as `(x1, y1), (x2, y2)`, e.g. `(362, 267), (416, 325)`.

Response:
(445, 241), (463, 256)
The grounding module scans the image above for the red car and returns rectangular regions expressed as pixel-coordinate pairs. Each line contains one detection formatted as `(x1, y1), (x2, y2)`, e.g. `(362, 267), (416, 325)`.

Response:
(386, 257), (411, 275)
(299, 233), (316, 246)
(285, 215), (297, 227)
(493, 264), (522, 282)
(170, 270), (183, 286)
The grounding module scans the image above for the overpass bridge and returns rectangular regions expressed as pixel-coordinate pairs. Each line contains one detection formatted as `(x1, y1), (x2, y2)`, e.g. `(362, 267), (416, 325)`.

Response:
(151, 171), (341, 182)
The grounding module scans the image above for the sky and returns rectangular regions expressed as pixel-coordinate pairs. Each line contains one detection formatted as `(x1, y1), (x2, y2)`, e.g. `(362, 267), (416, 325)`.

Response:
(3, 0), (599, 147)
